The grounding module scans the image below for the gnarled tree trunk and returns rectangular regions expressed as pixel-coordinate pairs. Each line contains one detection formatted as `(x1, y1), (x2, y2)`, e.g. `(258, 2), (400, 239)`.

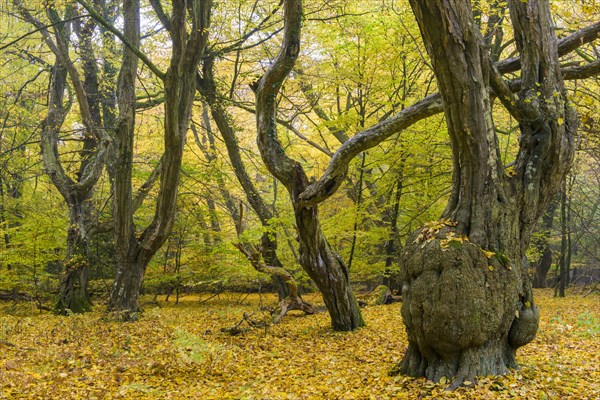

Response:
(395, 0), (576, 386)
(254, 0), (364, 331)
(55, 198), (95, 314)
(17, 3), (111, 314)
(99, 0), (212, 318)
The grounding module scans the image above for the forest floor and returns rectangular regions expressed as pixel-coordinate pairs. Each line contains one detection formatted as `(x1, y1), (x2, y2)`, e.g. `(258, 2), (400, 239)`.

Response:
(0, 288), (598, 399)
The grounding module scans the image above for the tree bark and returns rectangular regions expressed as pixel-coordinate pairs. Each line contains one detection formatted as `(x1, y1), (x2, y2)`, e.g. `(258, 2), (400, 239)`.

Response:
(531, 199), (558, 288)
(394, 0), (576, 386)
(383, 176), (403, 290)
(533, 247), (552, 289)
(557, 180), (571, 297)
(255, 0), (364, 331)
(107, 0), (212, 318)
(54, 198), (95, 314)
(16, 3), (112, 314)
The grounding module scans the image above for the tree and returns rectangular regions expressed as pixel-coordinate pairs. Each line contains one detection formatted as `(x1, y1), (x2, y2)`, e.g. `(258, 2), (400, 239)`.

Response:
(267, 0), (598, 381)
(394, 0), (578, 385)
(102, 0), (211, 318)
(14, 1), (111, 314)
(64, 0), (212, 318)
(530, 199), (558, 288)
(292, 6), (434, 288)
(247, 0), (600, 336)
(200, 56), (318, 301)
(255, 0), (364, 331)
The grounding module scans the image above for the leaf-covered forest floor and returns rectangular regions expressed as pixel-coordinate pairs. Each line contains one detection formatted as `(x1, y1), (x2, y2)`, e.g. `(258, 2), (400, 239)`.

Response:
(0, 289), (598, 399)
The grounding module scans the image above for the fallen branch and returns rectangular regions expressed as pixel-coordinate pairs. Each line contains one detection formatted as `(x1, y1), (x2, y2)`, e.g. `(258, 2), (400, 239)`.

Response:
(198, 290), (223, 304)
(221, 312), (270, 336)
(583, 281), (599, 297)
(0, 289), (51, 311)
(233, 242), (315, 323)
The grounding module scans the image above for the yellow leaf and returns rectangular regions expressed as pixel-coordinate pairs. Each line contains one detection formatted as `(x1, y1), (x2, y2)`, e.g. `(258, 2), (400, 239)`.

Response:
(482, 249), (495, 259)
(488, 265), (494, 271)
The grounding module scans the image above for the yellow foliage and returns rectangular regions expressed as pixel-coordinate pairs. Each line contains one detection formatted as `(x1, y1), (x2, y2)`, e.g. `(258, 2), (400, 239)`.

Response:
(481, 249), (495, 259)
(0, 290), (598, 399)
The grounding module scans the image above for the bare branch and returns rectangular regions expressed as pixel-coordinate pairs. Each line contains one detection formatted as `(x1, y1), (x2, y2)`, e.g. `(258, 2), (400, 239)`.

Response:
(497, 21), (600, 74)
(298, 93), (442, 206)
(0, 14), (88, 51)
(77, 0), (166, 80)
(210, 0), (284, 57)
(297, 22), (600, 207)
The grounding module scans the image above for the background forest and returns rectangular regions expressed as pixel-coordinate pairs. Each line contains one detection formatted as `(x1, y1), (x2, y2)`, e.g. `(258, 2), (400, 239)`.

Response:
(0, 0), (597, 308)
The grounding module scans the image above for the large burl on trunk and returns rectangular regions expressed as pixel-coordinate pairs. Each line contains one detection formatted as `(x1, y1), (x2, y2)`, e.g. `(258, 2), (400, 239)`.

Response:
(394, 0), (576, 386)
(397, 224), (539, 385)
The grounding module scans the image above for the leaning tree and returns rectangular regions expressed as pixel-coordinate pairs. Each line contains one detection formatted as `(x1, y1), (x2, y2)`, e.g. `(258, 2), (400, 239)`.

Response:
(259, 0), (599, 381)
(75, 0), (212, 318)
(255, 0), (364, 331)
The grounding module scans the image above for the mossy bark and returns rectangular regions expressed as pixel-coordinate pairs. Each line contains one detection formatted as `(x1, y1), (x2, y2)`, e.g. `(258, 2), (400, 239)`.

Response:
(55, 261), (92, 314)
(55, 199), (95, 315)
(396, 0), (576, 386)
(397, 228), (538, 385)
(108, 255), (149, 320)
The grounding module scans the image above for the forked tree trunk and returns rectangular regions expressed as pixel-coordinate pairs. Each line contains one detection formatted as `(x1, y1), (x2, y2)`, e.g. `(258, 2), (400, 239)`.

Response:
(18, 5), (110, 315)
(102, 0), (212, 317)
(254, 0), (364, 331)
(396, 0), (576, 386)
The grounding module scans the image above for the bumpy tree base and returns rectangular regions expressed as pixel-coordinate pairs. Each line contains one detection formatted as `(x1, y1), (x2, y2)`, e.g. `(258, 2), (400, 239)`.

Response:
(394, 227), (539, 386)
(55, 293), (92, 315)
(55, 266), (92, 315)
(394, 341), (515, 389)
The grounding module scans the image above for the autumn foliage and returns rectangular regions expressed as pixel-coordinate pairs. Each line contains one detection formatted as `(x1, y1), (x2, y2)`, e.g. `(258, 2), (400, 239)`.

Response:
(0, 289), (598, 399)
